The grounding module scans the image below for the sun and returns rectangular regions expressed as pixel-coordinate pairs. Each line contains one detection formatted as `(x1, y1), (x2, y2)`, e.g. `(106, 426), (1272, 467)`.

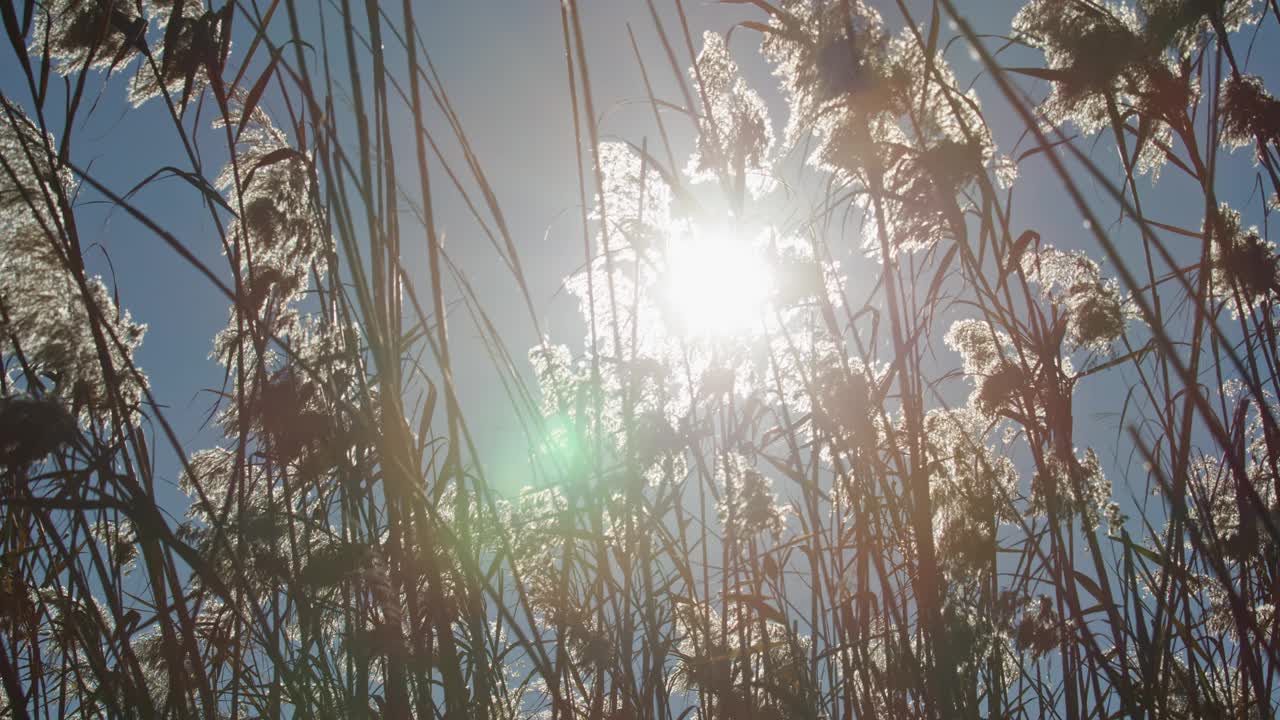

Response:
(661, 225), (775, 339)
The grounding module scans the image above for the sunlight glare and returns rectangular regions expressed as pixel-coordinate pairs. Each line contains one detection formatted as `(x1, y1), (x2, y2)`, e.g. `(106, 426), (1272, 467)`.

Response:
(663, 226), (774, 339)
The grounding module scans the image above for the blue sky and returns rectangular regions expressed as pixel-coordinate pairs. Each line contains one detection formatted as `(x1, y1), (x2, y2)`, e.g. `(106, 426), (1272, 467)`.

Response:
(4, 0), (1278, 518)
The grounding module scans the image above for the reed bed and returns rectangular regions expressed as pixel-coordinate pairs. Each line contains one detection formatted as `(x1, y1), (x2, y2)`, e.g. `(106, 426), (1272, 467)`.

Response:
(2, 0), (1280, 718)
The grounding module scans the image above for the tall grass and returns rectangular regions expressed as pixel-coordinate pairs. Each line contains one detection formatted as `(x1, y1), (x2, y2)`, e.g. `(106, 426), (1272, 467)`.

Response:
(2, 0), (1280, 718)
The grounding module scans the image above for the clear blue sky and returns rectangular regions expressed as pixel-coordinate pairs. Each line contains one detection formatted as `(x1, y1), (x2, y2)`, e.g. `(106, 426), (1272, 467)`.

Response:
(3, 0), (1276, 513)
